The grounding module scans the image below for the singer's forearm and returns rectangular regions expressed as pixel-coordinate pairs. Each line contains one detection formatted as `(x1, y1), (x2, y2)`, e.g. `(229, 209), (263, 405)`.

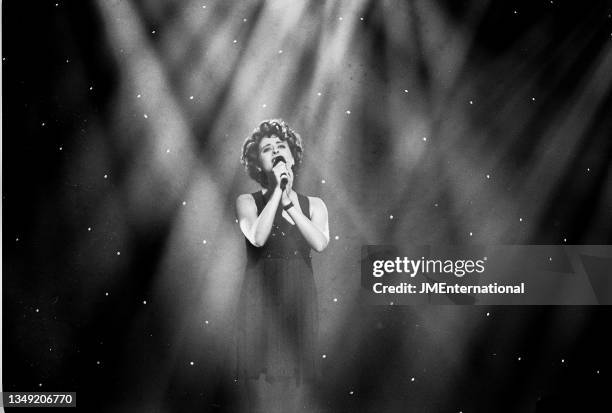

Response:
(287, 208), (329, 252)
(250, 188), (282, 247)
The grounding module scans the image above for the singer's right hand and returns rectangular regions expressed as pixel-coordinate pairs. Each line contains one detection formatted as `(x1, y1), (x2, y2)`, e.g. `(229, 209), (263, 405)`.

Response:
(272, 161), (289, 189)
(280, 167), (295, 206)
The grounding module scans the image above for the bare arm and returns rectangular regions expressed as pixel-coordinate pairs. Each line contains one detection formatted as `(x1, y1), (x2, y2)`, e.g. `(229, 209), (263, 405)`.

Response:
(277, 165), (329, 253)
(236, 188), (282, 247)
(285, 195), (329, 253)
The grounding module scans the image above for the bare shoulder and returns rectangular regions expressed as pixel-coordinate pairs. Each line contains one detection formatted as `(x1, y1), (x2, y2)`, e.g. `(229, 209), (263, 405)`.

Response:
(236, 193), (255, 204)
(307, 196), (328, 215)
(236, 193), (257, 212)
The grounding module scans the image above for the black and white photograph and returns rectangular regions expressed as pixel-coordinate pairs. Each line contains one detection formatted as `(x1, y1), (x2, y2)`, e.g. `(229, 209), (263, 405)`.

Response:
(3, 0), (612, 412)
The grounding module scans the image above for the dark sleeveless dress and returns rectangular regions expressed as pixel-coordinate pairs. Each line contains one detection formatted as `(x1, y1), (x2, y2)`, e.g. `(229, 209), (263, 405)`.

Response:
(236, 190), (318, 386)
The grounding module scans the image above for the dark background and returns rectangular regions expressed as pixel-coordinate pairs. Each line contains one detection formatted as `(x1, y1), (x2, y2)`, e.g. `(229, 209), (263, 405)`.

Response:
(3, 0), (612, 412)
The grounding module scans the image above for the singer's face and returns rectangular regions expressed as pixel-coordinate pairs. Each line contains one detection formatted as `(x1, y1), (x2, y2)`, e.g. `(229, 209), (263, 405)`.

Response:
(258, 135), (294, 172)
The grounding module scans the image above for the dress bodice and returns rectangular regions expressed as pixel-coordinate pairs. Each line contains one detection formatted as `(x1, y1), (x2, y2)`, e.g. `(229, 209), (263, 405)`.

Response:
(245, 190), (312, 262)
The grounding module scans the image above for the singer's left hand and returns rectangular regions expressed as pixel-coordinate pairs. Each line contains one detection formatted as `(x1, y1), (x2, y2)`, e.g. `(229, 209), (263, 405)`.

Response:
(281, 166), (295, 207)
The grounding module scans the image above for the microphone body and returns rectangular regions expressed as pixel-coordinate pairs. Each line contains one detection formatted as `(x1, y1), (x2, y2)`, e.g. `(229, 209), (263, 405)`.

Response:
(272, 156), (289, 189)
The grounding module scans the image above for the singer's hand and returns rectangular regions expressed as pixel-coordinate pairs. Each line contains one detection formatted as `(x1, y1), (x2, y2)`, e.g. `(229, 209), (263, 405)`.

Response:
(272, 161), (288, 190)
(281, 167), (295, 207)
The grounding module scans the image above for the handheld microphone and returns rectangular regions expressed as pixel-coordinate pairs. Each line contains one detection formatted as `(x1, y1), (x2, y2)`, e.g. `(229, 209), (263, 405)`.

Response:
(272, 156), (289, 190)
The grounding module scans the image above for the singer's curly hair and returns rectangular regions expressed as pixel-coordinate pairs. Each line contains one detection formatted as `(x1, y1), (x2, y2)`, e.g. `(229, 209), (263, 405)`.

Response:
(241, 119), (304, 187)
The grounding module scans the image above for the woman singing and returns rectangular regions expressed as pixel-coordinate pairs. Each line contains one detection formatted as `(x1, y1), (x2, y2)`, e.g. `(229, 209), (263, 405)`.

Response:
(236, 120), (329, 412)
